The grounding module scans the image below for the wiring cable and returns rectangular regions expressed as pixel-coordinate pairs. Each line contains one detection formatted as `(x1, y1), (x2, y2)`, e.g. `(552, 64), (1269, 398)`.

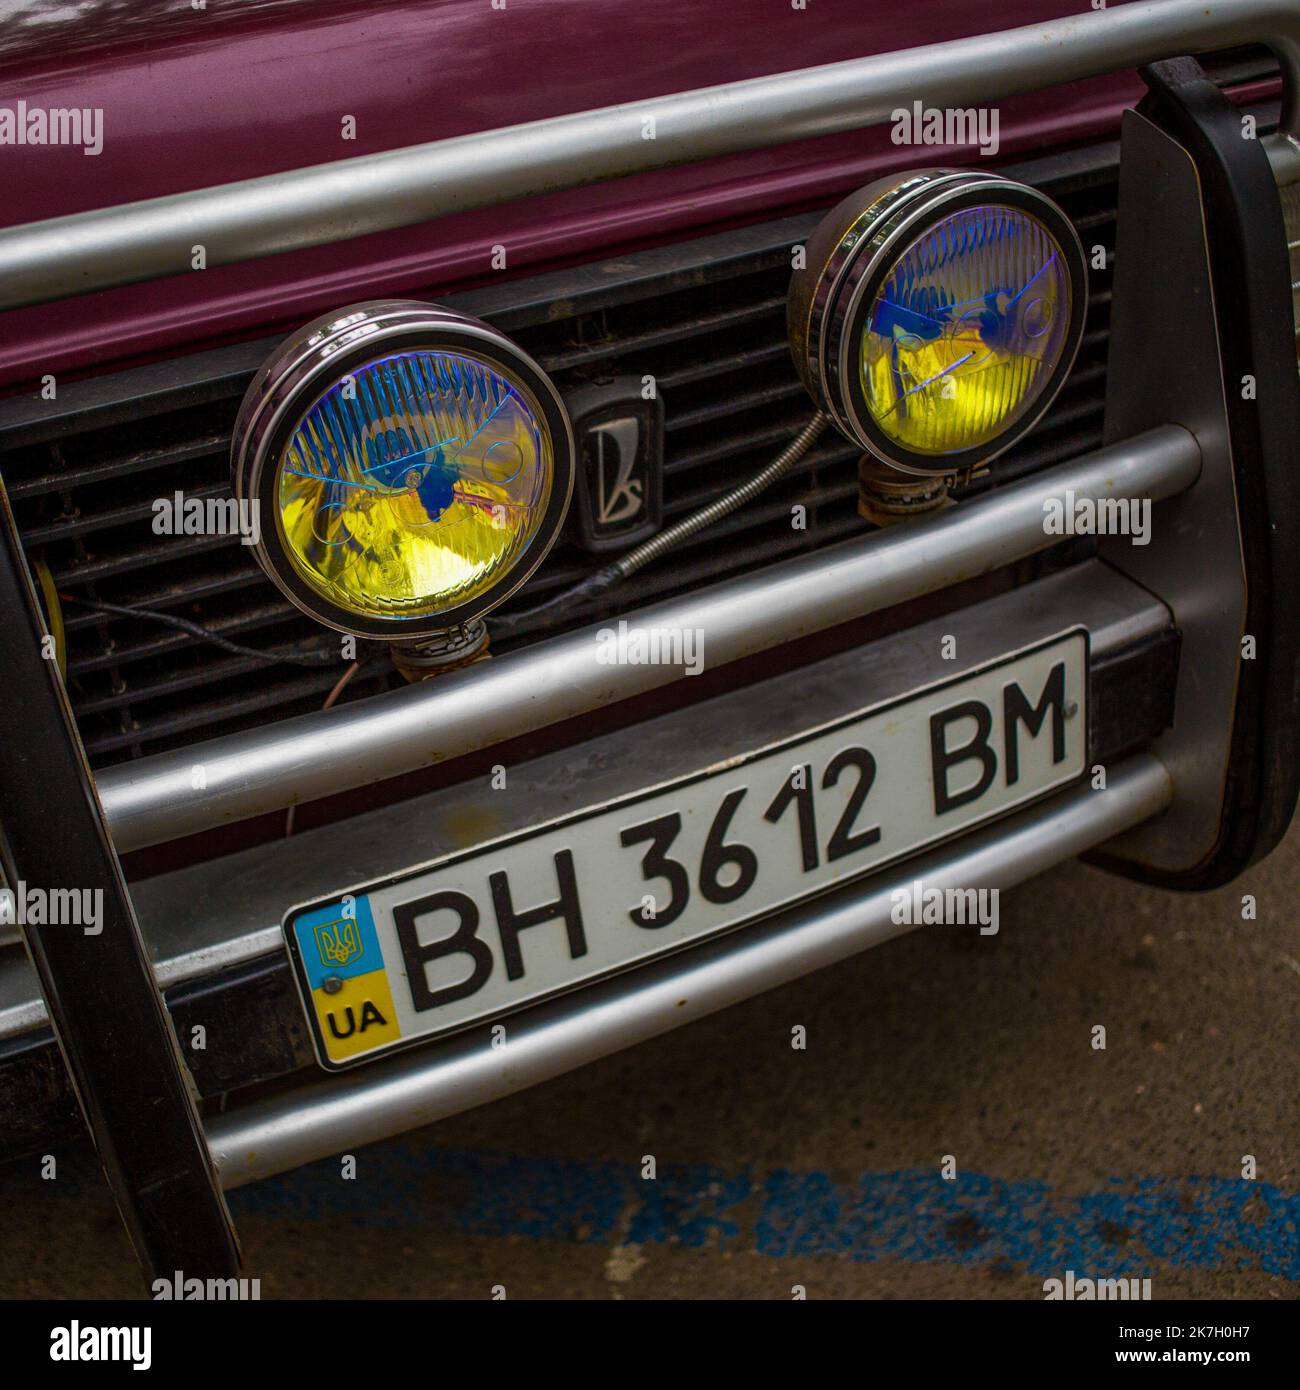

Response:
(491, 409), (830, 632)
(58, 591), (342, 668)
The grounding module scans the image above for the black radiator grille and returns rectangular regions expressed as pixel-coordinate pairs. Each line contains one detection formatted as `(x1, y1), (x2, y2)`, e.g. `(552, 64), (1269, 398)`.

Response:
(0, 150), (1120, 768)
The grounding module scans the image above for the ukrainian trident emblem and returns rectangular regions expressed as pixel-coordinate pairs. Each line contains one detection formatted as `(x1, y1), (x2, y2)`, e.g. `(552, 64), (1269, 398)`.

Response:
(314, 915), (362, 968)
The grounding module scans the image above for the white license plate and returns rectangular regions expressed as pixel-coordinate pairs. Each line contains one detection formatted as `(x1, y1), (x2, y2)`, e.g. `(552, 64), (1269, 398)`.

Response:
(285, 631), (1087, 1069)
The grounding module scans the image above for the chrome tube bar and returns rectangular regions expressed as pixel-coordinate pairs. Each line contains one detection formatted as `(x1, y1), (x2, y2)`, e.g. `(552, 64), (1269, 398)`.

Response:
(0, 1), (1296, 310)
(0, 555), (1170, 1038)
(98, 425), (1201, 853)
(207, 754), (1171, 1188)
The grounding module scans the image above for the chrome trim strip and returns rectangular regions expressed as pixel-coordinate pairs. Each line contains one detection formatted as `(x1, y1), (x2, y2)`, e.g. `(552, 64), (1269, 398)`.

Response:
(0, 0), (1295, 310)
(97, 425), (1201, 852)
(0, 556), (1171, 1040)
(207, 753), (1172, 1188)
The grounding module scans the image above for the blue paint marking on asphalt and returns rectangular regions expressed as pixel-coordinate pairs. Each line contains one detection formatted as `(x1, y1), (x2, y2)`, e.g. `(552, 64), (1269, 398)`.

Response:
(228, 1147), (1300, 1279)
(756, 1170), (1300, 1278)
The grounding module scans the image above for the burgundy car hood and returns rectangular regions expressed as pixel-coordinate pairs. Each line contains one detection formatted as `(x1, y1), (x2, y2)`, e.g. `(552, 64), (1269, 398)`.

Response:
(0, 0), (1143, 390)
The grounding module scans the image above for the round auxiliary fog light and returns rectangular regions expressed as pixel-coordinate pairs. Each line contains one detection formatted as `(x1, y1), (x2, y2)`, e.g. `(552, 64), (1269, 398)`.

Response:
(231, 300), (575, 640)
(789, 170), (1088, 476)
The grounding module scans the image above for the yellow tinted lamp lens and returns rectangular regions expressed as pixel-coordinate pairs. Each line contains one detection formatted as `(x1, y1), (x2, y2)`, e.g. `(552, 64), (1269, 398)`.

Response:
(860, 204), (1072, 456)
(276, 350), (554, 622)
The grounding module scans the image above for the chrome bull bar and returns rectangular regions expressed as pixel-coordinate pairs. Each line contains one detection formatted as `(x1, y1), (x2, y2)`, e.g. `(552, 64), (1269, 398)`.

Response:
(1, 553), (1181, 1179)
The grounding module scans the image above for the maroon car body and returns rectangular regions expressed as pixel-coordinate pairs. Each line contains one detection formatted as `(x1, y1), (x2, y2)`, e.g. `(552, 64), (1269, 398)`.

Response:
(0, 0), (1153, 390)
